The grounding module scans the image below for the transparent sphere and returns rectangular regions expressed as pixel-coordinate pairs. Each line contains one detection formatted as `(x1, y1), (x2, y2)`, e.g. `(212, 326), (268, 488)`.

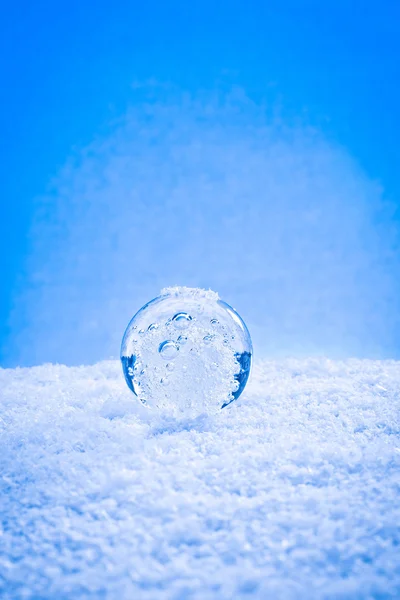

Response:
(120, 287), (252, 416)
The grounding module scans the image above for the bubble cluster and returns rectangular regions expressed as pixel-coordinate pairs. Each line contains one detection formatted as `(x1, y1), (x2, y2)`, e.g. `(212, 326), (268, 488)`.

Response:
(120, 287), (252, 416)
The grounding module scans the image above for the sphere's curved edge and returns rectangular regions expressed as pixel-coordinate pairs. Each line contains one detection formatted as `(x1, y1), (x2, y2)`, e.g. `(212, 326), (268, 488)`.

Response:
(216, 300), (254, 405)
(221, 350), (252, 409)
(217, 299), (253, 353)
(120, 295), (165, 358)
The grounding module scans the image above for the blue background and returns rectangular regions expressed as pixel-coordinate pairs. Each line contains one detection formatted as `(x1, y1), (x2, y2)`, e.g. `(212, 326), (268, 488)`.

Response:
(1, 0), (399, 366)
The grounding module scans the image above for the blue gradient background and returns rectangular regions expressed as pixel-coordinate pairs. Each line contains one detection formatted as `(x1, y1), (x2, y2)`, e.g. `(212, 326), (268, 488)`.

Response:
(1, 0), (399, 366)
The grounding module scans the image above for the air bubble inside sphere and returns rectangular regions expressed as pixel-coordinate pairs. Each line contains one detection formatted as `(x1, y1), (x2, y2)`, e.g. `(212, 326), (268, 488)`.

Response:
(120, 287), (252, 416)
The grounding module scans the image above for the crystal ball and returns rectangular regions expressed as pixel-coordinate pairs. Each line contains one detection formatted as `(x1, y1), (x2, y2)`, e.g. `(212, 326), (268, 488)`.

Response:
(120, 287), (252, 415)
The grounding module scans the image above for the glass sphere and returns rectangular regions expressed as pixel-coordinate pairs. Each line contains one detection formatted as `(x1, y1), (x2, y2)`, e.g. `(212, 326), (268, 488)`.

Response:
(120, 287), (252, 416)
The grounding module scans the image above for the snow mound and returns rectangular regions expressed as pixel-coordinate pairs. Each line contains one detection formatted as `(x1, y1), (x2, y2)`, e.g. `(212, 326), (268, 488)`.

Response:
(160, 287), (220, 302)
(1, 358), (399, 599)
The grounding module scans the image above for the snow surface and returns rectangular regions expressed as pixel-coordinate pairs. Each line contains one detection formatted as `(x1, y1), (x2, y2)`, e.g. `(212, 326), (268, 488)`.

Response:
(1, 358), (399, 599)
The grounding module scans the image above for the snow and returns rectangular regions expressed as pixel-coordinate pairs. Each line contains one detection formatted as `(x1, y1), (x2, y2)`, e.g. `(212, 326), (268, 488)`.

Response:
(1, 358), (399, 599)
(160, 287), (220, 302)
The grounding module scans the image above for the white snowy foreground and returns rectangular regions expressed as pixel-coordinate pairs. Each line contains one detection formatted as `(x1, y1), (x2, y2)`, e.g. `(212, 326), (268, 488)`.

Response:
(1, 358), (399, 599)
